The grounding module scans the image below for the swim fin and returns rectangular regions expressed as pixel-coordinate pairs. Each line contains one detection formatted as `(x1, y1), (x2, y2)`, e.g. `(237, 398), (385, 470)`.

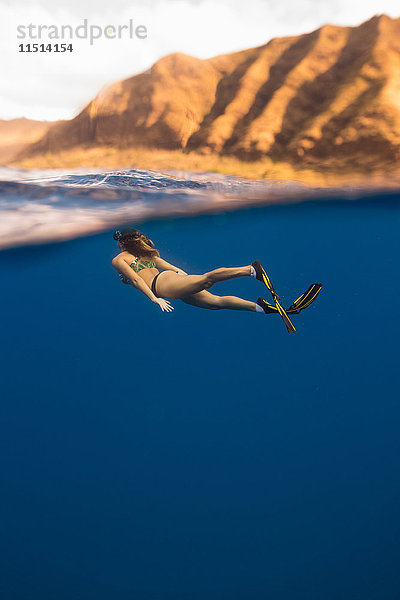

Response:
(257, 283), (323, 315)
(287, 283), (322, 314)
(252, 260), (296, 334)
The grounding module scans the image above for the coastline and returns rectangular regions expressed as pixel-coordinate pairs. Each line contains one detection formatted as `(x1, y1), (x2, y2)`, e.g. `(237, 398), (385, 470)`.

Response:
(8, 146), (400, 189)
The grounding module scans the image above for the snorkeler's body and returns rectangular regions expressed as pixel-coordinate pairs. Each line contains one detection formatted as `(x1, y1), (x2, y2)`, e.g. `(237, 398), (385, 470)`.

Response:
(111, 228), (322, 321)
(112, 247), (257, 313)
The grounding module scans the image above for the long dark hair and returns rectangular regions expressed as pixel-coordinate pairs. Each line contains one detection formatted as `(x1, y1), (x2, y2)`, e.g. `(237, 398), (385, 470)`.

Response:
(113, 228), (160, 260)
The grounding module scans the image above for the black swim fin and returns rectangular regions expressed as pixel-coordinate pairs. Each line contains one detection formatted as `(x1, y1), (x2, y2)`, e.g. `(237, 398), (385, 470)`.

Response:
(257, 283), (322, 315)
(287, 283), (322, 314)
(257, 297), (280, 315)
(252, 260), (296, 334)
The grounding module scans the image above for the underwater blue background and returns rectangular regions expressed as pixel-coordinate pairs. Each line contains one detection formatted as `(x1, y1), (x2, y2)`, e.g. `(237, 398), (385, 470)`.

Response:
(1, 198), (399, 599)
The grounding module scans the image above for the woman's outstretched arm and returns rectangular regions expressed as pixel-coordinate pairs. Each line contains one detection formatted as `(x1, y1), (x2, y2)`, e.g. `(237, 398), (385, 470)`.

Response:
(154, 256), (187, 275)
(112, 256), (173, 312)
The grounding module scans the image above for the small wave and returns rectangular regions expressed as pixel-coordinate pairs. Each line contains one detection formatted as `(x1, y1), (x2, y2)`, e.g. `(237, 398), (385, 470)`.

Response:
(0, 167), (398, 250)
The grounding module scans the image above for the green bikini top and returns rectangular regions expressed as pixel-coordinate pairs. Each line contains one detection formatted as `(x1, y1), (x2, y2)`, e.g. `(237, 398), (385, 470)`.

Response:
(119, 256), (156, 285)
(130, 256), (156, 272)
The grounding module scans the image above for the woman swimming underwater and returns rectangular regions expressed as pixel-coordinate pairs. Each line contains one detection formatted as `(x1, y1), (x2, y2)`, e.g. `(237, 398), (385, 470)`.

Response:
(111, 228), (322, 325)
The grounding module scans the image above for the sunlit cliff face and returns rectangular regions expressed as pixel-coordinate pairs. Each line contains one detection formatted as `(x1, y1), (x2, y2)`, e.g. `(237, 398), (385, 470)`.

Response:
(10, 14), (400, 176)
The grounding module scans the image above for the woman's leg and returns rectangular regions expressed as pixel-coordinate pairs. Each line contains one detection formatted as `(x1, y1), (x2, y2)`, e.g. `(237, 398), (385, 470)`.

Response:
(181, 290), (257, 312)
(156, 265), (252, 299)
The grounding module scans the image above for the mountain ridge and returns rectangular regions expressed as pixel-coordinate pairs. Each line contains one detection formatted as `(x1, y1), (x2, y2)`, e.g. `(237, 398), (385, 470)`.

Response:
(11, 14), (400, 175)
(0, 117), (59, 164)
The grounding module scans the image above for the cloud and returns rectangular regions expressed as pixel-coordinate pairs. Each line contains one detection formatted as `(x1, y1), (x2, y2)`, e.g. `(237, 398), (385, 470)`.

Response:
(0, 0), (399, 120)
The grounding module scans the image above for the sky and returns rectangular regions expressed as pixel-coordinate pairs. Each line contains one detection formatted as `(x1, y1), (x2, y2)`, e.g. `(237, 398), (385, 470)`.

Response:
(1, 0), (399, 121)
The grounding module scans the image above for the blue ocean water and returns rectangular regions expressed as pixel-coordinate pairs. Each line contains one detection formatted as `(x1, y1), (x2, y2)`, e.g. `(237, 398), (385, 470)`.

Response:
(0, 169), (399, 599)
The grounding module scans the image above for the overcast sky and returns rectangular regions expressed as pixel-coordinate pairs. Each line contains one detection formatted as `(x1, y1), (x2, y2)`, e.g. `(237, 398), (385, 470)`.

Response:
(1, 0), (399, 121)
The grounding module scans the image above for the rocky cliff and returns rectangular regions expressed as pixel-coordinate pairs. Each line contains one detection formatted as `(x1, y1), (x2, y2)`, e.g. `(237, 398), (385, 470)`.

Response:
(14, 14), (400, 172)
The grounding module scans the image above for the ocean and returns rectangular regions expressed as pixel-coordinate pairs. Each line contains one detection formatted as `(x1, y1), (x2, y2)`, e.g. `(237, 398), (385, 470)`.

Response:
(0, 168), (399, 599)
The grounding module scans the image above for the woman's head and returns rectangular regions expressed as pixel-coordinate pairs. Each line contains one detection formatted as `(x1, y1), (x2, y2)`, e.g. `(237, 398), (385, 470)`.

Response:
(113, 228), (159, 259)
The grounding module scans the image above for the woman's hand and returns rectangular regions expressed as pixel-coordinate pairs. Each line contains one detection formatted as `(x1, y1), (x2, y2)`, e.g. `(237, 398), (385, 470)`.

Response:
(154, 298), (174, 312)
